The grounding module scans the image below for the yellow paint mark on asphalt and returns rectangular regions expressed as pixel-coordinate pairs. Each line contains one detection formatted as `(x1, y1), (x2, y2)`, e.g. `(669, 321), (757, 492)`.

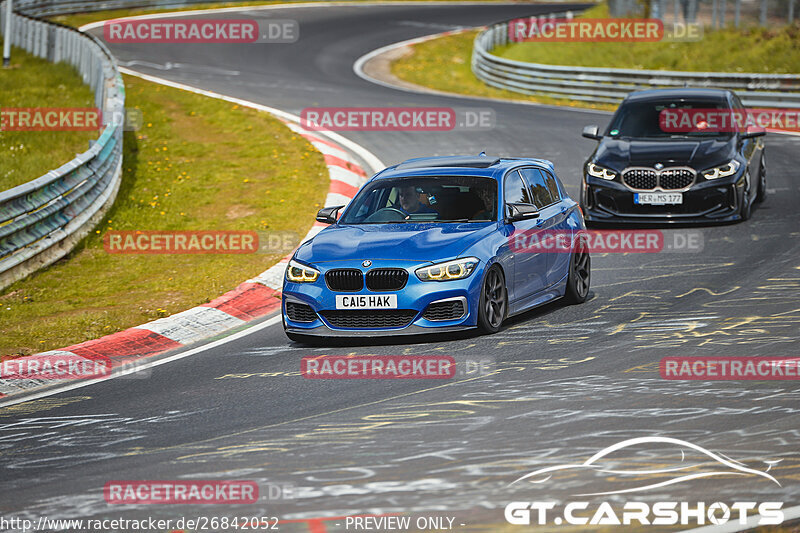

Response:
(622, 362), (660, 373)
(675, 286), (740, 298)
(0, 396), (91, 417)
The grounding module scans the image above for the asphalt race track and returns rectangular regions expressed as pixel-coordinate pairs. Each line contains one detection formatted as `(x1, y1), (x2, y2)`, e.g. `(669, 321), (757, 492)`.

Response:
(2, 4), (800, 531)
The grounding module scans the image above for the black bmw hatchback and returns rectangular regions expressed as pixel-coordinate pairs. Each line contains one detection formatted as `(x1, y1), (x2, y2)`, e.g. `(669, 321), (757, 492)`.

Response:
(580, 88), (766, 224)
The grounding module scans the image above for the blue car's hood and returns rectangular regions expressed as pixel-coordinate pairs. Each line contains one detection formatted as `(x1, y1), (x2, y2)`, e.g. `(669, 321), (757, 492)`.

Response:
(294, 223), (495, 264)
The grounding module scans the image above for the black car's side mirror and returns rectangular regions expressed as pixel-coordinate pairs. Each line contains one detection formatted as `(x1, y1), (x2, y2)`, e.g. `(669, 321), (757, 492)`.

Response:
(316, 205), (344, 224)
(741, 128), (766, 139)
(506, 203), (540, 222)
(582, 125), (602, 141)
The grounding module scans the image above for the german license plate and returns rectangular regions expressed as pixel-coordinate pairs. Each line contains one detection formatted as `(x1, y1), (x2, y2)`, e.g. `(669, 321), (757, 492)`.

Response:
(634, 192), (683, 205)
(335, 294), (397, 309)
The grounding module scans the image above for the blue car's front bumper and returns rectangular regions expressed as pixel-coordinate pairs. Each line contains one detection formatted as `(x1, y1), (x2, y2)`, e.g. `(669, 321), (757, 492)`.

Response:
(282, 259), (483, 337)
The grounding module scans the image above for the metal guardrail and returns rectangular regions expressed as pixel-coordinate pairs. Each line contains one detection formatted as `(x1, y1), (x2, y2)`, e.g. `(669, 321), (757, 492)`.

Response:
(0, 1), (125, 289)
(472, 16), (800, 108)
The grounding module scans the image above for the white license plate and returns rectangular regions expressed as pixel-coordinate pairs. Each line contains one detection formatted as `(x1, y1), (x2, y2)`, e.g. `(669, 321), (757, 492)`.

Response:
(634, 192), (683, 205)
(335, 294), (397, 310)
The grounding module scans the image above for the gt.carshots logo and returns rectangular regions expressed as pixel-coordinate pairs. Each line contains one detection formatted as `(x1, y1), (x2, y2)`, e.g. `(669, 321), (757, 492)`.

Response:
(505, 437), (785, 527)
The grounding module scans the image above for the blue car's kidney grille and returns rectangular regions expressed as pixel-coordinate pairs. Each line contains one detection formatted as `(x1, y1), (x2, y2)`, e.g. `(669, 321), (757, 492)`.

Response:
(325, 269), (363, 291)
(365, 268), (408, 291)
(423, 300), (465, 321)
(623, 169), (658, 190)
(286, 302), (317, 323)
(659, 168), (694, 189)
(319, 310), (417, 329)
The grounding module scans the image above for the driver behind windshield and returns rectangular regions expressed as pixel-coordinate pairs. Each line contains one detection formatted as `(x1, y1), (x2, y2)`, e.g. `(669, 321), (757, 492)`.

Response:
(398, 186), (437, 216)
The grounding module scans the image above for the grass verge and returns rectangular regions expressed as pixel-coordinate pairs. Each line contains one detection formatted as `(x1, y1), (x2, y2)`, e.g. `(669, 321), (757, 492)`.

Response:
(0, 73), (329, 356)
(497, 20), (800, 73)
(389, 30), (615, 111)
(0, 42), (96, 190)
(391, 3), (799, 108)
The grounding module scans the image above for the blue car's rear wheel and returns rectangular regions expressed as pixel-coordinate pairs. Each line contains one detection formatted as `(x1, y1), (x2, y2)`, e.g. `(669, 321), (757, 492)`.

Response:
(478, 265), (507, 333)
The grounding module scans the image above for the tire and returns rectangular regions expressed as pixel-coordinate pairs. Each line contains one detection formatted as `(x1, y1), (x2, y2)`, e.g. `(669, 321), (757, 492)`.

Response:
(739, 170), (752, 221)
(477, 265), (508, 334)
(563, 242), (591, 304)
(755, 150), (767, 203)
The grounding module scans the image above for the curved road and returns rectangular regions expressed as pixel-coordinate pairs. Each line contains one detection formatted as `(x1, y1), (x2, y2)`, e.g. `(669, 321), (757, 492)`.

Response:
(2, 4), (800, 531)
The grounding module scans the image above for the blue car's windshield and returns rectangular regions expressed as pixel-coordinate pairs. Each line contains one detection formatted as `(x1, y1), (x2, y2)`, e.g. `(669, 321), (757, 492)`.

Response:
(340, 176), (498, 224)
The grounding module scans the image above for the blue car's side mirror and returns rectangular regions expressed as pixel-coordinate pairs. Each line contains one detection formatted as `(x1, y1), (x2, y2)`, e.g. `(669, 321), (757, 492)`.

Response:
(506, 203), (540, 222)
(316, 205), (344, 224)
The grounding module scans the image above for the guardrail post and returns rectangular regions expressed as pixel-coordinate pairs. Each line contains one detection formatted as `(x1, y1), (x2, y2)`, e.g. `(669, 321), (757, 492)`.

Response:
(2, 0), (12, 67)
(760, 0), (767, 25)
(734, 0), (741, 26)
(789, 0), (795, 23)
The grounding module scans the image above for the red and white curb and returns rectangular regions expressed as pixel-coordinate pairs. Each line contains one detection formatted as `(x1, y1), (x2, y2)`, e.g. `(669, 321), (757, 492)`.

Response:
(1, 59), (381, 400)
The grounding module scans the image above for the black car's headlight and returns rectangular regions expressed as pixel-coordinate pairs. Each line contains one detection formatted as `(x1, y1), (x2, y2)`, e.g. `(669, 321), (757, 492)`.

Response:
(286, 259), (320, 283)
(702, 160), (741, 180)
(416, 257), (479, 282)
(586, 162), (617, 180)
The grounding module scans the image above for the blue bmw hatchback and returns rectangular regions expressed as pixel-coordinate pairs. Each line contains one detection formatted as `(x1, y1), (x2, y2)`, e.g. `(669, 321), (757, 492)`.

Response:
(282, 155), (590, 342)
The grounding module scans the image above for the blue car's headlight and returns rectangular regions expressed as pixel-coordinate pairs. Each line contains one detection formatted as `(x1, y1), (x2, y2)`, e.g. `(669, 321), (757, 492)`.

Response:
(586, 162), (617, 180)
(702, 160), (740, 180)
(416, 257), (479, 282)
(286, 259), (320, 283)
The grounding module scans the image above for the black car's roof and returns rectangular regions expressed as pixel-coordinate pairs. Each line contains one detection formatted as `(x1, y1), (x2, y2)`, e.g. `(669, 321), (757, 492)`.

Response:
(624, 88), (732, 102)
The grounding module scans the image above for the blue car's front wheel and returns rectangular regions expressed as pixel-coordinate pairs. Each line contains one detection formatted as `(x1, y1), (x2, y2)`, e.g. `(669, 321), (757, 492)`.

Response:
(477, 265), (507, 334)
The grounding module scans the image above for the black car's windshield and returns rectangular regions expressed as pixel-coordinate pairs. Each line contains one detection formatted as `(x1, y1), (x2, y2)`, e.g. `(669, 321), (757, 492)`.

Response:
(606, 99), (736, 139)
(340, 176), (498, 224)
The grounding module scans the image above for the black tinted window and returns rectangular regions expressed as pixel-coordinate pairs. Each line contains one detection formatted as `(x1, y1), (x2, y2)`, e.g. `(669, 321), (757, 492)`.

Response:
(606, 99), (733, 138)
(504, 170), (533, 205)
(519, 168), (555, 208)
(541, 170), (561, 203)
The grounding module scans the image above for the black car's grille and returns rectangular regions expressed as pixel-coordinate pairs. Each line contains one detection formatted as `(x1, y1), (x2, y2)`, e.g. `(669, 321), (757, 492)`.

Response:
(623, 169), (658, 190)
(365, 268), (408, 291)
(286, 302), (317, 323)
(623, 167), (694, 190)
(423, 300), (465, 321)
(319, 310), (417, 329)
(659, 168), (695, 190)
(325, 269), (363, 291)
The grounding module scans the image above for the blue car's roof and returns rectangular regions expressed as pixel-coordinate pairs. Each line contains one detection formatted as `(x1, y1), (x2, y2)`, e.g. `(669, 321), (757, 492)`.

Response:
(371, 156), (555, 182)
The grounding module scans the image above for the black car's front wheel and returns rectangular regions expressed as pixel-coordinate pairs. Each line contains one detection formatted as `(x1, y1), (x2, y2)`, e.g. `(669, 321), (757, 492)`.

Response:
(477, 265), (507, 334)
(755, 150), (767, 203)
(739, 170), (753, 221)
(564, 244), (591, 304)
